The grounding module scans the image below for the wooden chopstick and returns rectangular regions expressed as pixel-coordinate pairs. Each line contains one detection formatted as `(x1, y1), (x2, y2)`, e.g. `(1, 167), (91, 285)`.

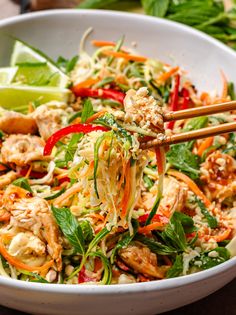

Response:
(141, 121), (236, 149)
(163, 100), (236, 122)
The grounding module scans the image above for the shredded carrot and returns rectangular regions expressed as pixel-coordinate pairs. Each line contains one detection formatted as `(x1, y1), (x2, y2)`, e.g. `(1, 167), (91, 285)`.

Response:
(221, 70), (228, 99)
(202, 227), (231, 242)
(91, 40), (116, 47)
(85, 110), (107, 124)
(54, 182), (82, 206)
(25, 164), (33, 178)
(88, 213), (105, 222)
(138, 221), (165, 234)
(55, 172), (69, 180)
(71, 117), (81, 124)
(81, 160), (94, 178)
(102, 50), (147, 62)
(197, 137), (214, 156)
(73, 78), (100, 89)
(0, 236), (53, 272)
(155, 147), (164, 175)
(200, 92), (211, 105)
(168, 169), (211, 207)
(120, 161), (131, 218)
(157, 66), (179, 82)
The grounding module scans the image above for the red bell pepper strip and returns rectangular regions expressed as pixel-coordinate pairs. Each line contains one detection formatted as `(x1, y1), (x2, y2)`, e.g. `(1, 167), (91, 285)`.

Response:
(138, 213), (168, 224)
(44, 124), (109, 156)
(20, 168), (47, 179)
(78, 266), (94, 284)
(71, 87), (125, 104)
(180, 88), (190, 110)
(167, 74), (180, 130)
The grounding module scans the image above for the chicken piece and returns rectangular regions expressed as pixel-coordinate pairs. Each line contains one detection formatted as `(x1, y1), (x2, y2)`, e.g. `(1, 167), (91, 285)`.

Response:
(0, 171), (18, 189)
(3, 185), (62, 270)
(8, 231), (47, 267)
(0, 110), (37, 134)
(1, 134), (46, 166)
(200, 151), (236, 201)
(123, 87), (164, 133)
(32, 104), (67, 140)
(119, 242), (169, 278)
(140, 177), (186, 216)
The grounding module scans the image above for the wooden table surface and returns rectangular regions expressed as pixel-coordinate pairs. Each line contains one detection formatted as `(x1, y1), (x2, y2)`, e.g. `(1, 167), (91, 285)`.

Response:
(0, 2), (235, 315)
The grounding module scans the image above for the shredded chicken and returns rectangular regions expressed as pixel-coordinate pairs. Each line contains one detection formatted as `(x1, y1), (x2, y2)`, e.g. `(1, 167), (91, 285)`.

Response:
(200, 151), (236, 201)
(0, 110), (37, 134)
(1, 134), (47, 166)
(8, 231), (47, 267)
(2, 185), (62, 270)
(0, 171), (18, 189)
(123, 87), (164, 133)
(119, 242), (169, 278)
(32, 103), (67, 140)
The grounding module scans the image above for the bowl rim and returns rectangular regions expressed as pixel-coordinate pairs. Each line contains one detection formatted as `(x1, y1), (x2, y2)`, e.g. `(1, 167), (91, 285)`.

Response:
(0, 8), (235, 293)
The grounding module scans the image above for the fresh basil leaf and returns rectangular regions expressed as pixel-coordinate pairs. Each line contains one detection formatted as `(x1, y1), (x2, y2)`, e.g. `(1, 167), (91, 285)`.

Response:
(52, 206), (85, 255)
(162, 212), (188, 252)
(166, 254), (183, 278)
(111, 220), (138, 263)
(65, 133), (83, 164)
(79, 220), (94, 244)
(88, 251), (112, 285)
(195, 197), (218, 229)
(166, 144), (200, 179)
(142, 0), (170, 17)
(192, 247), (230, 270)
(56, 55), (78, 73)
(12, 177), (33, 193)
(81, 99), (94, 123)
(135, 234), (178, 255)
(173, 212), (196, 234)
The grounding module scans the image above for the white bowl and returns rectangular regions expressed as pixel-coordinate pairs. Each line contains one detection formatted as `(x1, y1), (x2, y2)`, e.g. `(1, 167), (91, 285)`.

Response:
(0, 9), (235, 315)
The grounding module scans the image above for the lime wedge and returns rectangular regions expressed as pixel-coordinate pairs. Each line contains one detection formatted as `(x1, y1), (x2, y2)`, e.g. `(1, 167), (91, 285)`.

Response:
(0, 85), (71, 113)
(11, 41), (69, 88)
(0, 67), (18, 85)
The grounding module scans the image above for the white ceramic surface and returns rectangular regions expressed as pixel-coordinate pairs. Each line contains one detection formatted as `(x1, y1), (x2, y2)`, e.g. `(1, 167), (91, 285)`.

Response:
(0, 9), (235, 315)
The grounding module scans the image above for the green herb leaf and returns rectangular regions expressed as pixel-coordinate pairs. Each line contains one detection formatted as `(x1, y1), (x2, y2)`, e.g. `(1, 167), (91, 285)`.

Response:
(195, 197), (218, 229)
(111, 220), (138, 263)
(228, 82), (235, 100)
(65, 133), (83, 164)
(12, 177), (33, 193)
(192, 247), (230, 270)
(135, 234), (178, 255)
(81, 99), (94, 123)
(166, 254), (183, 278)
(173, 212), (196, 234)
(162, 212), (188, 252)
(142, 0), (170, 17)
(79, 220), (94, 244)
(87, 227), (110, 253)
(56, 55), (78, 73)
(52, 206), (85, 255)
(166, 144), (200, 179)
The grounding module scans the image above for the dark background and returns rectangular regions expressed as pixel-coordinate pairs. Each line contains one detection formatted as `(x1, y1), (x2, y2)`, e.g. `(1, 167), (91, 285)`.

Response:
(1, 278), (235, 315)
